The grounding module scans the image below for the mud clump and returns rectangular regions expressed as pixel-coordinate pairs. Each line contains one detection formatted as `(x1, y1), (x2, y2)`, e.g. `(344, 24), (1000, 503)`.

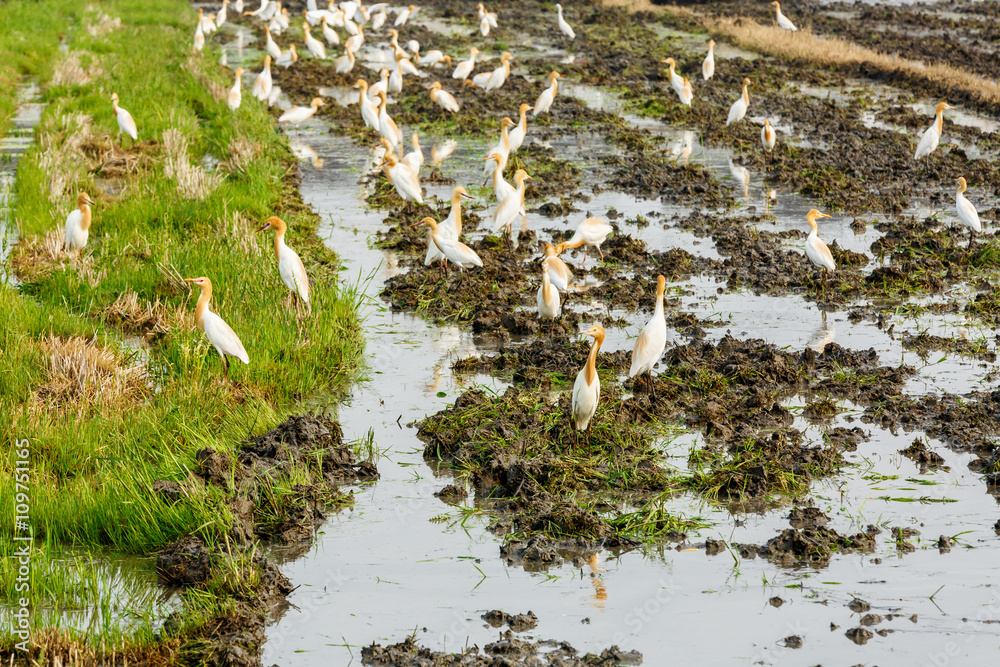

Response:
(845, 627), (874, 646)
(434, 484), (468, 504)
(156, 536), (216, 587)
(482, 610), (538, 633)
(361, 633), (643, 666)
(899, 439), (946, 471)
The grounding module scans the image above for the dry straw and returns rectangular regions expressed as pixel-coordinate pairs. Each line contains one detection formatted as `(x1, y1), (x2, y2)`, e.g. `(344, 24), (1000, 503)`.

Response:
(605, 1), (1000, 109)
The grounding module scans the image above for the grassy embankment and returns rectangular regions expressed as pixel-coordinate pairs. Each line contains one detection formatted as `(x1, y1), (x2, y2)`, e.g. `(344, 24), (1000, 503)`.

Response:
(0, 0), (363, 658)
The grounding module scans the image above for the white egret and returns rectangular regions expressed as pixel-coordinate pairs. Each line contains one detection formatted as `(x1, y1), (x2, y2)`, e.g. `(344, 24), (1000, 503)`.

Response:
(452, 47), (480, 80)
(402, 133), (423, 172)
(955, 177), (983, 243)
(227, 68), (245, 110)
(278, 97), (325, 131)
(533, 71), (561, 116)
(252, 55), (273, 101)
(544, 243), (573, 291)
(572, 324), (606, 434)
(508, 103), (532, 154)
(629, 275), (667, 396)
(381, 154), (422, 203)
(110, 93), (138, 145)
(726, 77), (751, 126)
(761, 118), (776, 155)
(563, 217), (613, 265)
(185, 277), (250, 377)
(662, 57), (684, 96)
(914, 102), (953, 160)
(429, 81), (460, 113)
(258, 216), (311, 317)
(703, 39), (715, 80)
(424, 186), (473, 266)
(64, 191), (95, 256)
(413, 217), (483, 270)
(556, 3), (575, 39)
(538, 258), (562, 325)
(804, 209), (835, 289)
(321, 16), (339, 45)
(771, 1), (797, 31)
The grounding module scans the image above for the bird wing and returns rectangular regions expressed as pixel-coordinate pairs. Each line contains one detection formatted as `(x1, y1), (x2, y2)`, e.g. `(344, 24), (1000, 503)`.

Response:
(204, 311), (250, 363)
(958, 197), (982, 230)
(118, 109), (138, 139)
(807, 237), (836, 271)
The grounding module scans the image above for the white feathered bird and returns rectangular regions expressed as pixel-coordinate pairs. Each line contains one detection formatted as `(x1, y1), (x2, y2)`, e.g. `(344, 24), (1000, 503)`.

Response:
(258, 216), (311, 316)
(726, 78), (751, 126)
(572, 324), (606, 433)
(64, 192), (96, 255)
(185, 277), (250, 377)
(629, 275), (667, 393)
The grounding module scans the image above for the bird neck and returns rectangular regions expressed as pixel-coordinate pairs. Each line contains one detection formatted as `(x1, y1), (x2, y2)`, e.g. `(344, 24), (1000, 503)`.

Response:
(450, 197), (463, 234)
(957, 181), (967, 195)
(273, 229), (286, 262)
(112, 100), (120, 115)
(564, 236), (586, 250)
(195, 287), (212, 329)
(551, 77), (558, 95)
(79, 204), (92, 231)
(491, 161), (505, 188)
(518, 109), (528, 127)
(935, 109), (944, 135)
(358, 87), (367, 105)
(584, 334), (603, 386)
(501, 125), (510, 147)
(807, 219), (818, 235)
(742, 84), (749, 105)
(542, 268), (552, 299)
(654, 285), (664, 316)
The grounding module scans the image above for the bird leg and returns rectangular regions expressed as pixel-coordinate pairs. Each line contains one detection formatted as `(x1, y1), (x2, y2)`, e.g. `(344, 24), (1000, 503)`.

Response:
(222, 356), (230, 379)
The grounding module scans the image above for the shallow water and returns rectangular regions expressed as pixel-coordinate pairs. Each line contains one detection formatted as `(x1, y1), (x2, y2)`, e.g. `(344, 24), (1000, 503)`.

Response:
(181, 5), (1000, 663)
(0, 83), (42, 286)
(263, 109), (1000, 663)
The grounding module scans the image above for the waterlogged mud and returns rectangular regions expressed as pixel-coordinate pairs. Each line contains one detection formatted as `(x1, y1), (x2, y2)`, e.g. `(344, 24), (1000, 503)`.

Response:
(154, 415), (377, 665)
(420, 334), (921, 562)
(212, 1), (1000, 663)
(361, 632), (643, 666)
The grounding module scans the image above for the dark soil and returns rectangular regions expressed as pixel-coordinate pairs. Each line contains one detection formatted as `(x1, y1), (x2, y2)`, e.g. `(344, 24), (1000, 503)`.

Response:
(156, 415), (378, 667)
(361, 633), (643, 666)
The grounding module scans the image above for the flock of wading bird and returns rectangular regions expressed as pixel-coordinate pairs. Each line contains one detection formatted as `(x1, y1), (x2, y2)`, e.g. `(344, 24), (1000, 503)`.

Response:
(58, 1), (990, 436)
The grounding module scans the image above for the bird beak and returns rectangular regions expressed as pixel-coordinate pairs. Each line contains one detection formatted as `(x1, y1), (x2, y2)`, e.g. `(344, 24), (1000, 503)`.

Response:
(525, 176), (534, 181)
(460, 192), (474, 199)
(821, 213), (832, 219)
(184, 278), (198, 284)
(257, 223), (270, 232)
(84, 197), (95, 206)
(527, 106), (534, 110)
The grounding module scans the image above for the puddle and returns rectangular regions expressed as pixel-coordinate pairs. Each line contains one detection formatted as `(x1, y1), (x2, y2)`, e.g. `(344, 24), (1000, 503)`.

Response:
(1, 83), (44, 286)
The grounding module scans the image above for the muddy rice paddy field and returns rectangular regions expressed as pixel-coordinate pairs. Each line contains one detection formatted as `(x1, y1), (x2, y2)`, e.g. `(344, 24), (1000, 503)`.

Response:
(234, 0), (1000, 663)
(6, 0), (1000, 664)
